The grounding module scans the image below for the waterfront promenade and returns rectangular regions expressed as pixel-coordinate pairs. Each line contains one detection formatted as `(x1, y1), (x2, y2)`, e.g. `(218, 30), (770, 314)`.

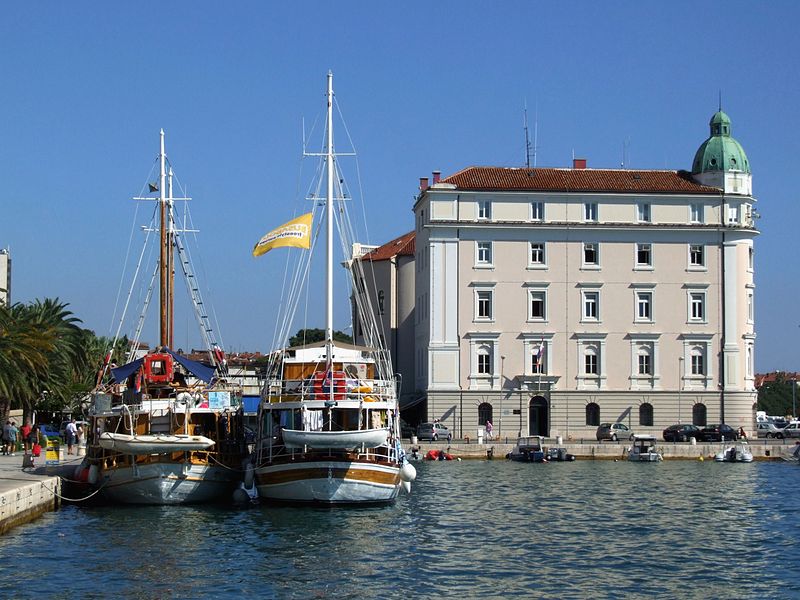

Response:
(0, 450), (79, 534)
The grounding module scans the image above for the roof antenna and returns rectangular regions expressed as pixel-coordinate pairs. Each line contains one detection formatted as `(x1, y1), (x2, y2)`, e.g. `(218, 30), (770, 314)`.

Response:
(621, 137), (630, 168)
(524, 100), (531, 168)
(718, 89), (722, 112)
(523, 100), (539, 169)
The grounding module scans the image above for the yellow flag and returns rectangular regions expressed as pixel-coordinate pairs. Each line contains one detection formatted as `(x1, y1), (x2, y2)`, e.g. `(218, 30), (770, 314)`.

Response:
(252, 213), (313, 257)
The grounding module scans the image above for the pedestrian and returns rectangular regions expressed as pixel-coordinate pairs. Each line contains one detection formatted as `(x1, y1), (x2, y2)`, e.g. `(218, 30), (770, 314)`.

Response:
(20, 420), (32, 454)
(65, 418), (78, 455)
(738, 426), (747, 440)
(486, 419), (494, 440)
(1, 420), (10, 455)
(3, 421), (19, 456)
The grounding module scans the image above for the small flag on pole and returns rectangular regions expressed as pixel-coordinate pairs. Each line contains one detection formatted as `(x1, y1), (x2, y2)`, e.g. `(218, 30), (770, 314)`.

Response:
(252, 213), (313, 257)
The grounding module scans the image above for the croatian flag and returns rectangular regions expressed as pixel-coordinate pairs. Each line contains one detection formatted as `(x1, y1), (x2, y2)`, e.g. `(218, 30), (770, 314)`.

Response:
(533, 343), (545, 369)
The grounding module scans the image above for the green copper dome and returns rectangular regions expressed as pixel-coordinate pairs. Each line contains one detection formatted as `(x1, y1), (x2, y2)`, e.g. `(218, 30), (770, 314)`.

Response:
(692, 110), (750, 174)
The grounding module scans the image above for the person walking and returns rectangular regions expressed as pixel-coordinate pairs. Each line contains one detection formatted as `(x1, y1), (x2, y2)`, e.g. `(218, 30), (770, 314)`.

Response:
(3, 421), (19, 456)
(486, 419), (494, 441)
(20, 421), (32, 454)
(65, 418), (78, 455)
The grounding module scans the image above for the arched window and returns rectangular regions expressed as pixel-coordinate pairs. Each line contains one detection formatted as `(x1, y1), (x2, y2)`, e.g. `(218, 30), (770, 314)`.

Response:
(477, 344), (492, 375)
(639, 402), (653, 427)
(692, 403), (707, 427)
(585, 402), (600, 426)
(478, 402), (493, 428)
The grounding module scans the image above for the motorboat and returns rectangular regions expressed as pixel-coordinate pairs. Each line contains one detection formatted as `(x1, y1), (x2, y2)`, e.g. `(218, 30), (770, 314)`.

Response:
(715, 441), (754, 462)
(507, 436), (547, 462)
(628, 435), (663, 462)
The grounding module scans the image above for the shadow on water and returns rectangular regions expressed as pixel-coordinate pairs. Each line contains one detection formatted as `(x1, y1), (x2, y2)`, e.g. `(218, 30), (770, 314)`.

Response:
(1, 461), (799, 599)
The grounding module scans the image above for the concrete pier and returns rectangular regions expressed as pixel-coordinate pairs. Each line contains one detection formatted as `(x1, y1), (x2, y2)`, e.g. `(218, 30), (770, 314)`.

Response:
(411, 437), (799, 461)
(0, 451), (78, 535)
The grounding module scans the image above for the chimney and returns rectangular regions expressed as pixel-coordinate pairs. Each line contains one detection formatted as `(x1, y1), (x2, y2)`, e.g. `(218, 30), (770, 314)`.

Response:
(419, 177), (429, 191)
(432, 170), (441, 184)
(573, 158), (587, 169)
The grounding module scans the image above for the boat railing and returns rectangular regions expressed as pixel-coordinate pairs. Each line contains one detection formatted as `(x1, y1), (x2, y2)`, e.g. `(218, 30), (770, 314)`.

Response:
(267, 377), (397, 402)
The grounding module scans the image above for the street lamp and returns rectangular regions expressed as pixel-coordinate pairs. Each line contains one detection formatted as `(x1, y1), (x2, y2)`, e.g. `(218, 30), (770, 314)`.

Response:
(678, 357), (684, 424)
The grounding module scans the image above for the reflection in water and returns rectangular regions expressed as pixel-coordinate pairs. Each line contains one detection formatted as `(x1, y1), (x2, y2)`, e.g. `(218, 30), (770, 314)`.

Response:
(1, 461), (798, 599)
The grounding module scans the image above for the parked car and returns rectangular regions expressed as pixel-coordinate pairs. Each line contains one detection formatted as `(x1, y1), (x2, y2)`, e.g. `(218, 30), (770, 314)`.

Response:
(662, 424), (702, 442)
(416, 422), (452, 442)
(781, 422), (800, 439)
(756, 422), (785, 439)
(596, 422), (634, 442)
(37, 424), (62, 441)
(697, 423), (738, 442)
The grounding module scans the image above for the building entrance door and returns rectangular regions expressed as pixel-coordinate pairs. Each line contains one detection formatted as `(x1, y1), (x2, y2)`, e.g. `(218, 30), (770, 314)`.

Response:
(528, 396), (548, 437)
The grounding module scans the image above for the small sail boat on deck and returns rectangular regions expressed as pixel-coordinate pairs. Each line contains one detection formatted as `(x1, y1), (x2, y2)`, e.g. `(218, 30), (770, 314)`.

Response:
(78, 131), (248, 505)
(250, 73), (415, 504)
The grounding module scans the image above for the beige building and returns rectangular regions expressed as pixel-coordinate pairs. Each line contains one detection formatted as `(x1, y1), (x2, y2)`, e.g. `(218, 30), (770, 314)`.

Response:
(408, 110), (757, 439)
(0, 248), (10, 306)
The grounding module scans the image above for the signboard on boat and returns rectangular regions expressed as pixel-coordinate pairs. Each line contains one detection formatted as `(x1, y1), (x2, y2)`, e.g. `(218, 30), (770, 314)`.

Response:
(208, 391), (231, 410)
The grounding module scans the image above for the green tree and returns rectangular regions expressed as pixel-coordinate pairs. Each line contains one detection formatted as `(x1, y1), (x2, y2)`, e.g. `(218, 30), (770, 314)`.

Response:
(288, 328), (353, 347)
(757, 373), (798, 418)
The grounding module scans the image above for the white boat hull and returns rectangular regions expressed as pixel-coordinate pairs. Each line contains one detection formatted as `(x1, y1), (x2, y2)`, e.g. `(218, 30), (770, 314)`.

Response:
(628, 452), (663, 462)
(282, 427), (389, 449)
(99, 432), (215, 454)
(254, 459), (401, 504)
(96, 461), (239, 505)
(715, 451), (754, 463)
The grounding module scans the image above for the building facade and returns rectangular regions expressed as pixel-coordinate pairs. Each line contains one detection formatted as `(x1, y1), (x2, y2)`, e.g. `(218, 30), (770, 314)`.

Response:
(411, 110), (757, 440)
(0, 248), (10, 306)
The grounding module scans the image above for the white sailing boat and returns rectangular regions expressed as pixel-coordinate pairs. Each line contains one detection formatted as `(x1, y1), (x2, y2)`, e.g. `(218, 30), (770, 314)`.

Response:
(250, 73), (415, 504)
(78, 131), (249, 505)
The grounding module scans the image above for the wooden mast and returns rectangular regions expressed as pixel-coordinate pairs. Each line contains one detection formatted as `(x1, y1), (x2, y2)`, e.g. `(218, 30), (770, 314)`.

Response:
(158, 129), (169, 348)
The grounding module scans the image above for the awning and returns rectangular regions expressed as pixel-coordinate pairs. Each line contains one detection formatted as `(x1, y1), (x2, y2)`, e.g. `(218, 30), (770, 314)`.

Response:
(165, 348), (216, 383)
(111, 358), (144, 383)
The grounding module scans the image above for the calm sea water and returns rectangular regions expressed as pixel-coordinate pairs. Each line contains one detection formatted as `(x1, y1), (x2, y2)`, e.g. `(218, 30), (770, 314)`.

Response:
(1, 460), (799, 599)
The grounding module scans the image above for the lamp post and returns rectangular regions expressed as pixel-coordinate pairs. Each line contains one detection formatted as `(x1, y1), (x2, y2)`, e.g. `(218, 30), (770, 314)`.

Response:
(678, 357), (684, 424)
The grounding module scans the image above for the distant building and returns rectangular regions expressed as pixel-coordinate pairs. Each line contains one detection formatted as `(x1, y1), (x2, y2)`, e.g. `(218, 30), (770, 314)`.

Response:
(0, 247), (10, 306)
(403, 109), (757, 438)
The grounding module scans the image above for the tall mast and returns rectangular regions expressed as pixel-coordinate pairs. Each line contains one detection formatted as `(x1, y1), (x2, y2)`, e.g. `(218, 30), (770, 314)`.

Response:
(158, 129), (168, 348)
(167, 166), (175, 348)
(325, 72), (334, 361)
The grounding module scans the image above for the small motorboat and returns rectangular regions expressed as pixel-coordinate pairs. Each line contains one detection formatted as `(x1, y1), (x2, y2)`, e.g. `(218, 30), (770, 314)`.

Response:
(715, 441), (754, 463)
(507, 436), (546, 462)
(546, 447), (576, 462)
(627, 435), (663, 462)
(425, 449), (454, 461)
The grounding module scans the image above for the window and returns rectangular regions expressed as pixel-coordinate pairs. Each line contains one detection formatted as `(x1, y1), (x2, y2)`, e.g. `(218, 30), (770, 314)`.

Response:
(636, 291), (652, 321)
(531, 343), (546, 374)
(636, 243), (652, 267)
(638, 352), (652, 376)
(746, 344), (754, 378)
(585, 402), (600, 426)
(583, 291), (599, 321)
(529, 290), (546, 321)
(477, 344), (492, 375)
(692, 403), (707, 427)
(689, 244), (704, 267)
(637, 203), (651, 223)
(747, 291), (754, 323)
(728, 205), (739, 224)
(639, 403), (654, 426)
(689, 292), (705, 321)
(476, 241), (492, 265)
(748, 247), (754, 270)
(584, 347), (598, 375)
(584, 202), (598, 221)
(475, 290), (493, 320)
(531, 201), (544, 221)
(690, 203), (703, 223)
(378, 290), (385, 315)
(583, 242), (598, 266)
(530, 242), (545, 265)
(690, 347), (705, 375)
(478, 199), (492, 220)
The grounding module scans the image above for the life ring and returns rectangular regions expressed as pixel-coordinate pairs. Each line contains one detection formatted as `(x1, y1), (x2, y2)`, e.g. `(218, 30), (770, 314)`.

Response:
(311, 370), (346, 401)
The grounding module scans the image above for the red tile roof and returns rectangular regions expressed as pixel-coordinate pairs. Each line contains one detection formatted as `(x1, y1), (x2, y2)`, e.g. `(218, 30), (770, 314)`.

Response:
(360, 230), (415, 262)
(440, 167), (721, 195)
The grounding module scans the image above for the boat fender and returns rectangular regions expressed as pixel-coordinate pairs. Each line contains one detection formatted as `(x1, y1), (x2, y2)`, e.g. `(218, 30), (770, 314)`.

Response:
(177, 391), (193, 404)
(244, 463), (255, 489)
(88, 464), (99, 485)
(232, 487), (250, 506)
(401, 480), (411, 494)
(399, 462), (417, 483)
(73, 465), (85, 480)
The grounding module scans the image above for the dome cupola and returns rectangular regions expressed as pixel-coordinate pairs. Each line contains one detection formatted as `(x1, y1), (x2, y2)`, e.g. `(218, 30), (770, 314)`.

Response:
(692, 110), (750, 175)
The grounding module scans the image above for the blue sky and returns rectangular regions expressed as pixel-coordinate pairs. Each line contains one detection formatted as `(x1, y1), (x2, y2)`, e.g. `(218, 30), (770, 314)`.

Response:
(1, 2), (797, 371)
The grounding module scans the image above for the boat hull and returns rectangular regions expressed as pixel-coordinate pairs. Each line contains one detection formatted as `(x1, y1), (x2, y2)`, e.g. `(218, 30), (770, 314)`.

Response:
(254, 459), (401, 504)
(628, 453), (663, 462)
(96, 462), (239, 505)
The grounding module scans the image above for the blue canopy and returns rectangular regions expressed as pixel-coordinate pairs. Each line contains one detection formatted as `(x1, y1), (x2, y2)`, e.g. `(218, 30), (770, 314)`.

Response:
(110, 349), (217, 384)
(164, 348), (216, 383)
(111, 358), (144, 383)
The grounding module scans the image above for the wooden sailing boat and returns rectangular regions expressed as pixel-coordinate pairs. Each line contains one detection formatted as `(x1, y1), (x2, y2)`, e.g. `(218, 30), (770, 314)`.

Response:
(250, 73), (416, 504)
(78, 131), (248, 505)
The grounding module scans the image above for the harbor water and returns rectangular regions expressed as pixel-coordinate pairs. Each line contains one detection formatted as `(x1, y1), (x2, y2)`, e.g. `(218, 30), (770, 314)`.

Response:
(1, 460), (799, 599)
